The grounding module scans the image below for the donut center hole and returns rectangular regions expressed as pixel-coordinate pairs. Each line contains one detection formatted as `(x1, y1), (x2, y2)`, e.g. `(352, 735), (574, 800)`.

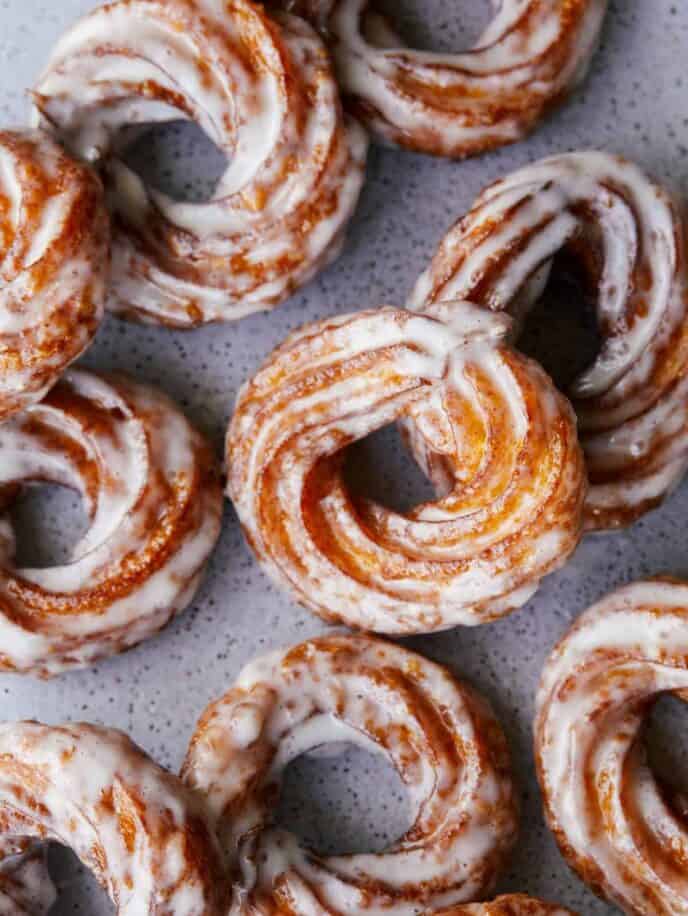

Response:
(47, 844), (115, 915)
(120, 120), (228, 203)
(9, 484), (89, 569)
(343, 424), (436, 514)
(645, 694), (688, 801)
(517, 250), (603, 392)
(371, 0), (492, 54)
(276, 742), (413, 856)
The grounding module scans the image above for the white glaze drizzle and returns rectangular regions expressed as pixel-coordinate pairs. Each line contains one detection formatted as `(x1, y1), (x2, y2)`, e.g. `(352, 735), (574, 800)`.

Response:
(182, 634), (518, 915)
(226, 301), (585, 634)
(274, 0), (607, 158)
(409, 151), (688, 530)
(32, 0), (367, 327)
(0, 369), (223, 677)
(535, 579), (688, 915)
(0, 130), (109, 419)
(0, 722), (227, 915)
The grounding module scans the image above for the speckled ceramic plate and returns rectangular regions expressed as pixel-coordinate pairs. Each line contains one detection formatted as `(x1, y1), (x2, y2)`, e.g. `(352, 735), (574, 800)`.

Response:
(2, 1), (687, 913)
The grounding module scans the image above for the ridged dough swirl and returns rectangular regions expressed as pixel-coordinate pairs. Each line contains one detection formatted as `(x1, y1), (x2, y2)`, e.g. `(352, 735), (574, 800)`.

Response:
(0, 129), (109, 419)
(226, 301), (585, 634)
(0, 722), (227, 915)
(0, 369), (223, 677)
(33, 0), (368, 327)
(182, 634), (519, 914)
(536, 578), (688, 915)
(411, 152), (688, 530)
(274, 0), (607, 158)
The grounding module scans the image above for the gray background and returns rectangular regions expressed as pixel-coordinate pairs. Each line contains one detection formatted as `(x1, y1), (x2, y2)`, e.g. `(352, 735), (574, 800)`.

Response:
(2, 1), (688, 912)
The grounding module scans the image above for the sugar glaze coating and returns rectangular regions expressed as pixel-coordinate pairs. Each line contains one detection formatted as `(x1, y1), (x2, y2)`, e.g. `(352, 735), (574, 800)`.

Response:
(0, 722), (227, 915)
(274, 0), (607, 158)
(0, 369), (223, 676)
(226, 301), (585, 634)
(183, 634), (519, 914)
(0, 129), (109, 419)
(411, 152), (688, 529)
(536, 579), (688, 915)
(33, 0), (367, 327)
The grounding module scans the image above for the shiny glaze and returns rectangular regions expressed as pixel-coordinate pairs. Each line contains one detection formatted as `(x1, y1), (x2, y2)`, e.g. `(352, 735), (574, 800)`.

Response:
(0, 129), (109, 419)
(410, 152), (688, 530)
(183, 634), (518, 914)
(0, 369), (223, 676)
(273, 0), (606, 158)
(33, 0), (367, 327)
(536, 579), (688, 915)
(0, 722), (227, 915)
(226, 301), (585, 634)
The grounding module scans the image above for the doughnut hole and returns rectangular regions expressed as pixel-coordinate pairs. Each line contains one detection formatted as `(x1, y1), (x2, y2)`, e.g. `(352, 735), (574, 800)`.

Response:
(517, 249), (603, 392)
(372, 0), (492, 54)
(275, 741), (413, 856)
(48, 845), (114, 916)
(343, 423), (436, 514)
(120, 120), (229, 204)
(8, 484), (89, 569)
(645, 694), (688, 806)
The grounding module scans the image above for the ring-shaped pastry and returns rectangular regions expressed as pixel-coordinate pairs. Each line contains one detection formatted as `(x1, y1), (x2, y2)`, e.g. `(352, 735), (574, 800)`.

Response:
(410, 152), (688, 530)
(226, 301), (585, 634)
(33, 0), (368, 327)
(536, 578), (688, 915)
(182, 634), (519, 913)
(0, 369), (223, 676)
(273, 0), (607, 158)
(0, 722), (227, 915)
(0, 129), (109, 420)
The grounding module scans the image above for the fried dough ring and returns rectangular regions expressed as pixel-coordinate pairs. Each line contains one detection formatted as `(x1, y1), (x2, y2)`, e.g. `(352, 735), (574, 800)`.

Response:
(226, 301), (585, 634)
(0, 722), (227, 915)
(0, 129), (109, 419)
(536, 578), (688, 915)
(33, 0), (367, 327)
(274, 0), (607, 158)
(0, 369), (222, 676)
(182, 634), (518, 914)
(410, 152), (688, 530)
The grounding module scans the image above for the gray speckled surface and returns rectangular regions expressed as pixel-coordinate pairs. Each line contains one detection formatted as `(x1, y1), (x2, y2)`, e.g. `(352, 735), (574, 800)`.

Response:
(2, 1), (688, 913)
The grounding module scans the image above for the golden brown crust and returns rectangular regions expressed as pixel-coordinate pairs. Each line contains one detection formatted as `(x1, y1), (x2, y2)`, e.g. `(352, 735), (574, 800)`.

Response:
(0, 722), (227, 915)
(226, 302), (585, 634)
(182, 634), (519, 913)
(0, 129), (109, 419)
(0, 369), (223, 676)
(271, 0), (607, 158)
(33, 0), (367, 326)
(445, 895), (577, 915)
(410, 152), (688, 530)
